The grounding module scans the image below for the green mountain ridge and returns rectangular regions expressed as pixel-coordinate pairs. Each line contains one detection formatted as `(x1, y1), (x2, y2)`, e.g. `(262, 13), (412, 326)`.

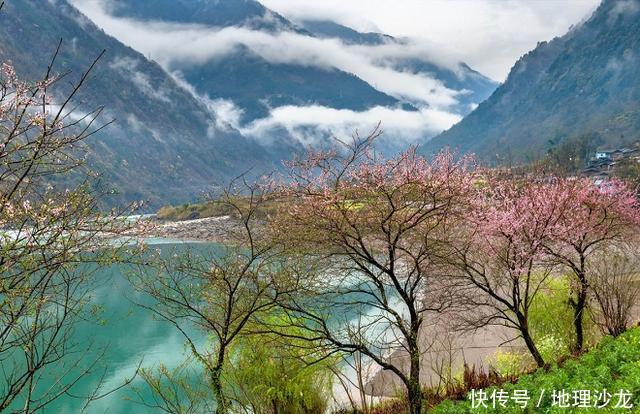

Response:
(422, 0), (640, 165)
(0, 0), (285, 208)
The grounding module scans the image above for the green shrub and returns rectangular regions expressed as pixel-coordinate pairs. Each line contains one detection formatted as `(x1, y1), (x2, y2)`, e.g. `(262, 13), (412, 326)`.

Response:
(486, 278), (586, 381)
(491, 350), (530, 380)
(430, 328), (640, 413)
(226, 327), (337, 414)
(157, 201), (236, 221)
(528, 278), (576, 359)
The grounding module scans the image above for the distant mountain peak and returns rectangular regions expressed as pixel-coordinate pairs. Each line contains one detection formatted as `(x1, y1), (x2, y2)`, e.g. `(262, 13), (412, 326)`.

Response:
(107, 0), (297, 31)
(421, 0), (640, 165)
(299, 19), (394, 45)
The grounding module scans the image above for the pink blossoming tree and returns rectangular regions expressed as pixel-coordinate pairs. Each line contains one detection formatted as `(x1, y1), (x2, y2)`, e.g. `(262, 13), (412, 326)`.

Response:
(540, 178), (640, 351)
(455, 174), (640, 366)
(0, 45), (137, 412)
(272, 131), (475, 414)
(452, 176), (571, 367)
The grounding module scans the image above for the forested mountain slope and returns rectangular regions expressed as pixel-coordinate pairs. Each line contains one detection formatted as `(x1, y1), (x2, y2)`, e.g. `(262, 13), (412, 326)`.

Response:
(422, 0), (640, 165)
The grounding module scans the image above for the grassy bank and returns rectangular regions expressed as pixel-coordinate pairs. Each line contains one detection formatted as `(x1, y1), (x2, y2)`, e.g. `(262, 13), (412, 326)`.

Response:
(157, 201), (236, 221)
(427, 327), (640, 413)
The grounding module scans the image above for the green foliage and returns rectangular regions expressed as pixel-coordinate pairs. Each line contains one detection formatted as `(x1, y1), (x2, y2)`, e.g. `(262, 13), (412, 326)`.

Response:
(527, 278), (578, 361)
(430, 328), (640, 413)
(536, 335), (570, 366)
(491, 350), (529, 380)
(226, 326), (337, 414)
(489, 277), (589, 377)
(134, 360), (216, 414)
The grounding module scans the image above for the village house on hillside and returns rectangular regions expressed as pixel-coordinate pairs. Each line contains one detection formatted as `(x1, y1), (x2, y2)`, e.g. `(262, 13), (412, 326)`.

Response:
(581, 145), (640, 178)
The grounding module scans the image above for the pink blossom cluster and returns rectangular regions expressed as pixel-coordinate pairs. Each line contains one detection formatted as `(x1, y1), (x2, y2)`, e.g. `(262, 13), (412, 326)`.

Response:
(469, 175), (640, 276)
(1, 63), (61, 138)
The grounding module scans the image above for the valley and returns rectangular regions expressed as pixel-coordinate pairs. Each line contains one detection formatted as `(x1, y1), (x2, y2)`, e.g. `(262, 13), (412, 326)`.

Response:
(1, 1), (640, 414)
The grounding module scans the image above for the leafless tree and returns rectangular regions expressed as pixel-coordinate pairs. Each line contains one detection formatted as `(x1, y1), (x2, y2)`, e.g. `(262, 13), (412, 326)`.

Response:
(590, 243), (640, 337)
(130, 180), (294, 414)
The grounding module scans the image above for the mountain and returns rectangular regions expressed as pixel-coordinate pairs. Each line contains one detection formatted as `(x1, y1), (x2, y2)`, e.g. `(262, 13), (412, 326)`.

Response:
(422, 0), (640, 164)
(76, 0), (496, 135)
(173, 46), (403, 123)
(0, 0), (499, 208)
(0, 0), (277, 208)
(299, 20), (498, 114)
(299, 20), (394, 45)
(108, 0), (293, 30)
(102, 0), (404, 123)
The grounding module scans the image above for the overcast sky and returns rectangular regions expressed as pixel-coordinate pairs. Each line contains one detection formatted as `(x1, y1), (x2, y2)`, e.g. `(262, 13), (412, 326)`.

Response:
(70, 0), (603, 146)
(260, 0), (600, 81)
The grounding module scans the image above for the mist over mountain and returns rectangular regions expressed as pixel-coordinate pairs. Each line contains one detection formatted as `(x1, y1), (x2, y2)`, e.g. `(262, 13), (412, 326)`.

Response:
(104, 0), (404, 124)
(298, 19), (498, 116)
(0, 0), (498, 206)
(71, 0), (497, 148)
(422, 0), (640, 164)
(0, 0), (279, 207)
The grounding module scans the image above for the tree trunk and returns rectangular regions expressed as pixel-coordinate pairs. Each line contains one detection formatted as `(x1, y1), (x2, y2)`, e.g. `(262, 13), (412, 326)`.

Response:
(212, 348), (228, 414)
(407, 340), (423, 414)
(407, 377), (422, 414)
(521, 325), (545, 368)
(572, 279), (588, 353)
(515, 311), (545, 367)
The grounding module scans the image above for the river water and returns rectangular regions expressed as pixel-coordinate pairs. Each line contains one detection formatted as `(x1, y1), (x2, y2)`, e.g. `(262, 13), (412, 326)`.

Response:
(31, 238), (383, 413)
(42, 239), (210, 414)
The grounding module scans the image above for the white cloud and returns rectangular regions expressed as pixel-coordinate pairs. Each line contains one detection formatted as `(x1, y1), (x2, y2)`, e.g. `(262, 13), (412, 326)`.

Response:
(608, 0), (639, 24)
(605, 50), (636, 74)
(68, 0), (482, 147)
(69, 0), (463, 110)
(67, 0), (597, 149)
(109, 56), (172, 103)
(260, 0), (600, 81)
(167, 78), (455, 147)
(207, 99), (245, 131)
(238, 104), (461, 147)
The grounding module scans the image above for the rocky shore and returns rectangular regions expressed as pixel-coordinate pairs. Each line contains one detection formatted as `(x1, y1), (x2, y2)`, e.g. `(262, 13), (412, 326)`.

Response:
(143, 215), (241, 243)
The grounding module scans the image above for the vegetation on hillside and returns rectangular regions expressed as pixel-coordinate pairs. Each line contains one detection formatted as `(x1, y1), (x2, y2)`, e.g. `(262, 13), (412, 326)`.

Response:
(424, 0), (640, 165)
(0, 0), (274, 207)
(156, 197), (281, 221)
(431, 327), (640, 413)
